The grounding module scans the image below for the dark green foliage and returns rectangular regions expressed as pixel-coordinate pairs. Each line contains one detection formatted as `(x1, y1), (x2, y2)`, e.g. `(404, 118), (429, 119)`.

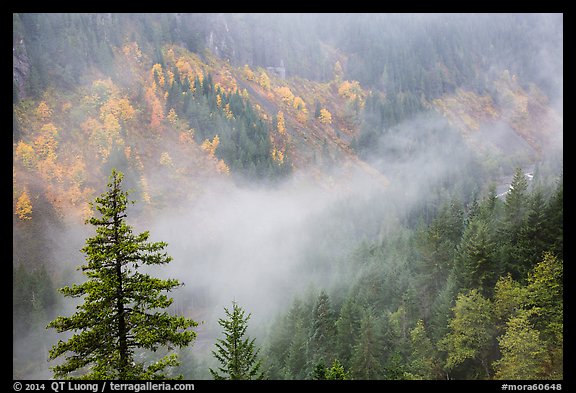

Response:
(334, 296), (361, 366)
(284, 318), (309, 380)
(516, 189), (549, 268)
(15, 14), (122, 97)
(455, 219), (500, 295)
(354, 92), (424, 159)
(309, 290), (337, 366)
(498, 168), (530, 277)
(264, 163), (562, 380)
(167, 70), (291, 183)
(13, 264), (57, 336)
(209, 302), (264, 380)
(46, 170), (198, 379)
(492, 253), (563, 379)
(438, 289), (496, 379)
(350, 313), (383, 379)
(543, 177), (563, 259)
(407, 320), (441, 379)
(325, 359), (350, 380)
(312, 359), (349, 380)
(383, 351), (409, 380)
(13, 13), (561, 381)
(412, 199), (464, 316)
(311, 360), (326, 380)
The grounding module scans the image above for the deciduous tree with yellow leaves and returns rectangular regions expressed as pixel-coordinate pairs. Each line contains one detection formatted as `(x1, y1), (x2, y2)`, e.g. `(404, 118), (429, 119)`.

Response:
(15, 190), (33, 221)
(319, 108), (332, 125)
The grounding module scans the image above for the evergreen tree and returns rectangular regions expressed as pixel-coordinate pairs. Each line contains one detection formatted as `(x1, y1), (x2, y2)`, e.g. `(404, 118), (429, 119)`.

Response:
(544, 177), (563, 259)
(285, 319), (309, 379)
(438, 289), (495, 379)
(266, 298), (308, 379)
(525, 253), (563, 349)
(335, 295), (361, 367)
(455, 218), (499, 295)
(325, 359), (350, 380)
(492, 274), (529, 335)
(383, 351), (408, 380)
(210, 302), (264, 380)
(499, 168), (530, 278)
(516, 189), (548, 269)
(406, 320), (440, 379)
(263, 314), (291, 379)
(309, 290), (337, 366)
(412, 199), (463, 318)
(428, 271), (459, 343)
(46, 169), (198, 380)
(311, 360), (327, 380)
(350, 313), (383, 379)
(493, 312), (548, 380)
(504, 168), (530, 227)
(492, 253), (563, 379)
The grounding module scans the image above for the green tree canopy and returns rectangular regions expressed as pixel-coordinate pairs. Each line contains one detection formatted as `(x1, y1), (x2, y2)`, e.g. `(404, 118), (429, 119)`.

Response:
(438, 289), (495, 379)
(46, 169), (198, 380)
(493, 311), (548, 380)
(210, 301), (264, 380)
(350, 313), (383, 380)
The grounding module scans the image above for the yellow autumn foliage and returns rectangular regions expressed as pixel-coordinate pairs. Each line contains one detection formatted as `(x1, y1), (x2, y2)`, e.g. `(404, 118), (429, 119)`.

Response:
(259, 70), (271, 90)
(293, 96), (306, 111)
(243, 64), (256, 81)
(319, 108), (332, 124)
(151, 63), (165, 88)
(34, 123), (59, 161)
(100, 98), (136, 122)
(275, 86), (295, 105)
(224, 103), (234, 120)
(201, 135), (220, 157)
(217, 159), (230, 175)
(159, 151), (173, 167)
(167, 108), (179, 125)
(277, 111), (286, 135)
(338, 80), (364, 102)
(15, 141), (37, 169)
(36, 101), (53, 122)
(15, 190), (33, 221)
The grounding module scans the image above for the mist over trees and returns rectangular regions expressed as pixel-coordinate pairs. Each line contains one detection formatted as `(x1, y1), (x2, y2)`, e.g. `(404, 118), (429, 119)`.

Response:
(13, 13), (562, 382)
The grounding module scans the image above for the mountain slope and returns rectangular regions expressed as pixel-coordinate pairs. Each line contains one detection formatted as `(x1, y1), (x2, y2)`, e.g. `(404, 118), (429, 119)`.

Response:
(12, 13), (563, 381)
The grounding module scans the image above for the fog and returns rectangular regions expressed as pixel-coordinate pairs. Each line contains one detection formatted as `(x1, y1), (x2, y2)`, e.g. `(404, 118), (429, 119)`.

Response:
(13, 12), (563, 379)
(94, 111), (487, 338)
(152, 176), (345, 319)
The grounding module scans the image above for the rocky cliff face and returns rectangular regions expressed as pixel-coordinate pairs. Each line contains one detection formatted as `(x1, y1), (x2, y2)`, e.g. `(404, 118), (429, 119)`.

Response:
(13, 36), (30, 101)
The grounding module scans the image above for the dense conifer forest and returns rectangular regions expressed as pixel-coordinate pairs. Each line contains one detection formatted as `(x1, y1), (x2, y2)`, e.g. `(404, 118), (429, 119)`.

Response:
(13, 13), (562, 382)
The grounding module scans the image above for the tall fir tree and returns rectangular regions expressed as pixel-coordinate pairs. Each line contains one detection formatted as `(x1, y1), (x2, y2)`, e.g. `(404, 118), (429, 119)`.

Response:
(350, 312), (383, 379)
(335, 295), (361, 367)
(46, 169), (198, 380)
(285, 319), (309, 379)
(210, 302), (264, 380)
(309, 290), (337, 366)
(516, 189), (548, 269)
(499, 167), (530, 278)
(325, 359), (350, 380)
(544, 176), (563, 259)
(406, 319), (441, 379)
(455, 218), (499, 295)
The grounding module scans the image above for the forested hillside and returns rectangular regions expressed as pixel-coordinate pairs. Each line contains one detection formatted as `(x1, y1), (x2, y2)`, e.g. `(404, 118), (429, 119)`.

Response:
(13, 13), (562, 381)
